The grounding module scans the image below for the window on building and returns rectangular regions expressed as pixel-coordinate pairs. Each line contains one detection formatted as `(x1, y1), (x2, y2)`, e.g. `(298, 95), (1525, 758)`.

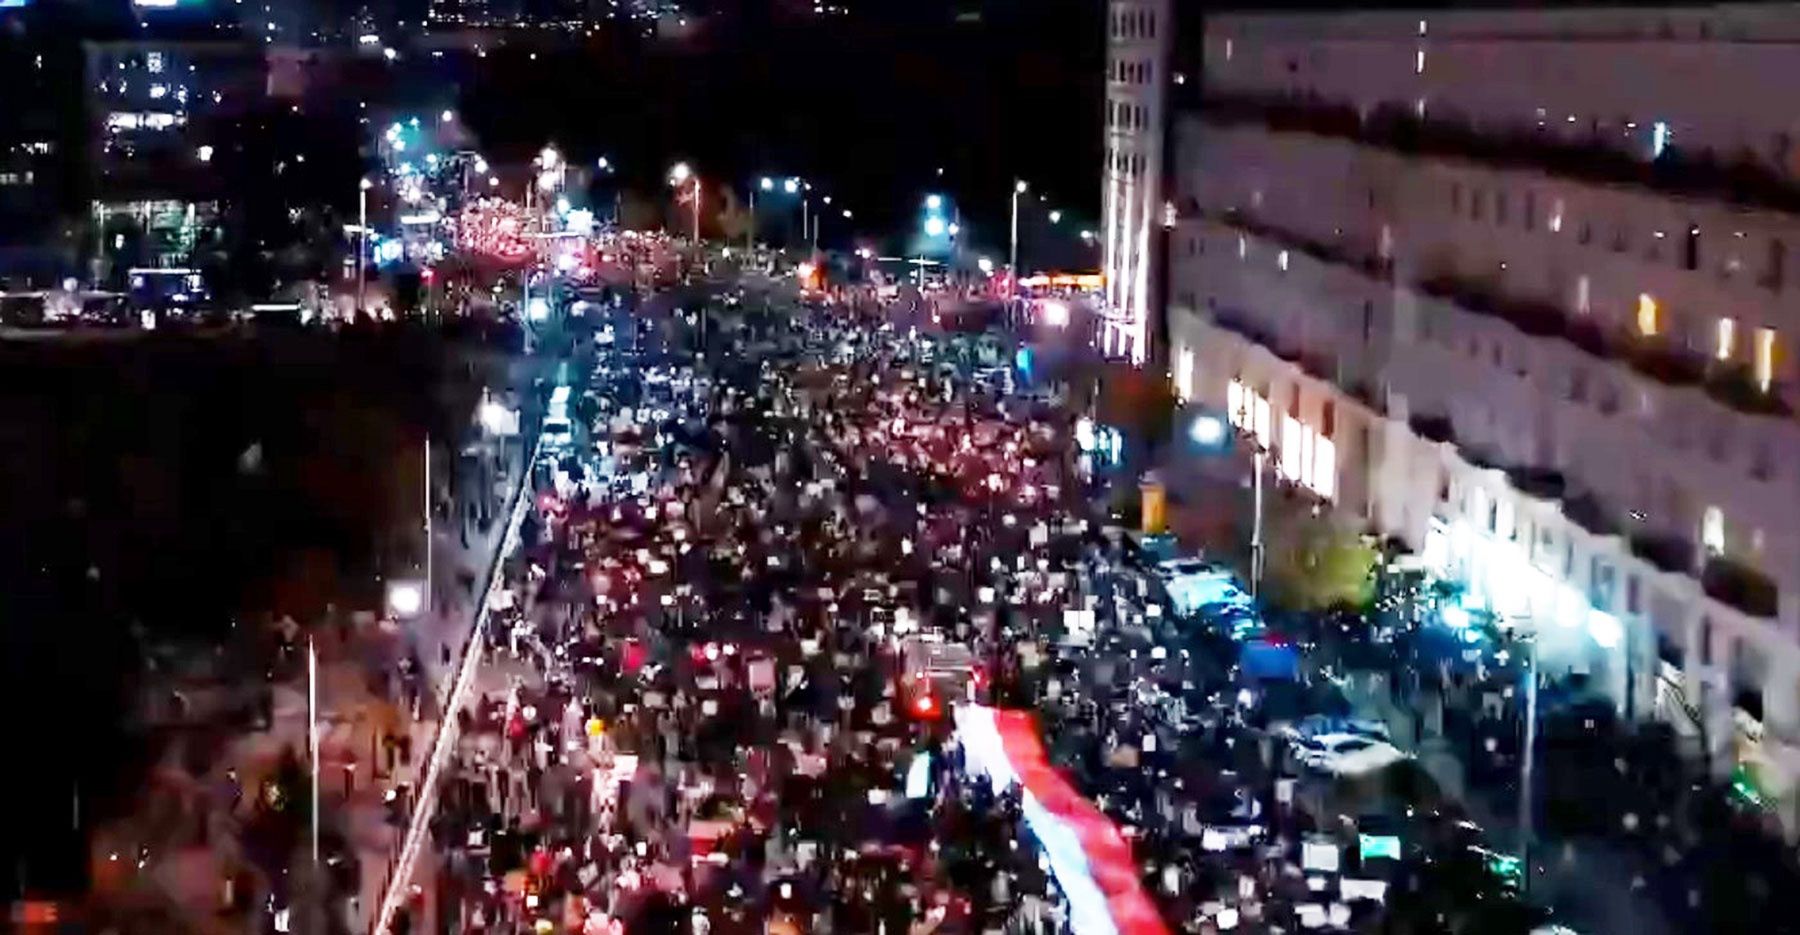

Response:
(1626, 573), (1642, 614)
(1524, 190), (1537, 229)
(1637, 293), (1660, 336)
(1415, 48), (1426, 75)
(1702, 505), (1726, 556)
(1361, 301), (1374, 343)
(1576, 274), (1591, 315)
(1175, 347), (1194, 400)
(1450, 181), (1462, 215)
(1321, 399), (1336, 436)
(1768, 239), (1786, 291)
(1549, 198), (1565, 233)
(1495, 190), (1508, 225)
(1470, 189), (1483, 221)
(1685, 224), (1701, 271)
(1717, 317), (1736, 361)
(1755, 327), (1777, 391)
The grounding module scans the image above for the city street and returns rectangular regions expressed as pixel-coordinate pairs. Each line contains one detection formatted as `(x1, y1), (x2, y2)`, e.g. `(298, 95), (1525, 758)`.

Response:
(364, 273), (1560, 935)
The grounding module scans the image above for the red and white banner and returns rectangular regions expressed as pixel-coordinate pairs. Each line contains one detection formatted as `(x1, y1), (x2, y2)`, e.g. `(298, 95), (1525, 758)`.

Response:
(954, 705), (1167, 935)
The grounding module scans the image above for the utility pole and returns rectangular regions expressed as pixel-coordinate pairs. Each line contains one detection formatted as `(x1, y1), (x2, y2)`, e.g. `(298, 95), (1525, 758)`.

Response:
(1249, 447), (1266, 601)
(1010, 179), (1028, 275)
(1518, 636), (1539, 893)
(308, 635), (320, 871)
(357, 178), (372, 314)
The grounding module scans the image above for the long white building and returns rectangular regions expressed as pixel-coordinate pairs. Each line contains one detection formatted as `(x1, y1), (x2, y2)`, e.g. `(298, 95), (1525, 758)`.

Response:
(1152, 4), (1800, 827)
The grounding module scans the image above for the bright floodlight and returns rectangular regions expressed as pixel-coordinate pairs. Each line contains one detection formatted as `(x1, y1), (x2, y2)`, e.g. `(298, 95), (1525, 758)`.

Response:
(1043, 300), (1070, 327)
(925, 194), (943, 211)
(359, 177), (373, 191)
(977, 257), (994, 274)
(923, 216), (947, 237)
(539, 146), (561, 170)
(473, 156), (488, 174)
(783, 178), (799, 194)
(440, 109), (454, 122)
(196, 145), (214, 163)
(947, 223), (960, 236)
(596, 156), (610, 170)
(841, 209), (852, 219)
(760, 176), (774, 191)
(386, 581), (424, 618)
(669, 161), (692, 184)
(1015, 179), (1029, 194)
(1189, 414), (1226, 447)
(822, 195), (832, 206)
(1049, 210), (1063, 224)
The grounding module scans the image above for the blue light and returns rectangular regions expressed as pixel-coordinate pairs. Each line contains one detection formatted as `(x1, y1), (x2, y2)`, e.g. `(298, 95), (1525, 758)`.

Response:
(1440, 603), (1471, 630)
(1014, 345), (1034, 376)
(375, 239), (404, 265)
(924, 216), (947, 237)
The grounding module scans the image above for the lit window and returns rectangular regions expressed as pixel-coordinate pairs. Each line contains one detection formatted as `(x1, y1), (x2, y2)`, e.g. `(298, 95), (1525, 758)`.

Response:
(1576, 275), (1590, 315)
(1418, 19), (1428, 36)
(1227, 379), (1246, 426)
(146, 52), (164, 74)
(1717, 317), (1736, 360)
(1652, 121), (1671, 159)
(1756, 327), (1777, 391)
(1224, 38), (1233, 61)
(1277, 249), (1289, 272)
(1702, 506), (1725, 556)
(1175, 348), (1195, 401)
(1281, 415), (1304, 479)
(1636, 293), (1659, 336)
(1549, 199), (1564, 233)
(1252, 394), (1272, 450)
(1312, 436), (1337, 501)
(1415, 48), (1426, 75)
(1237, 236), (1247, 260)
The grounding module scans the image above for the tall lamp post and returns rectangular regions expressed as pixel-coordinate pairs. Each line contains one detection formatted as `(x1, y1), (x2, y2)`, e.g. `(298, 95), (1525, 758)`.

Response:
(357, 177), (372, 314)
(754, 176), (773, 253)
(1010, 179), (1028, 275)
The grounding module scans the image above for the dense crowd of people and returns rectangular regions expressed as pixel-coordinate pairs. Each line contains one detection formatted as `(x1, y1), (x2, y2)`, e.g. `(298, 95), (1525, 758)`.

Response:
(386, 287), (1555, 935)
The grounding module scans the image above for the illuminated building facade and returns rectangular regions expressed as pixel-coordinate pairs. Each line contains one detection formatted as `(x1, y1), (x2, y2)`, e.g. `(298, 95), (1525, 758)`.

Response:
(1170, 7), (1800, 821)
(83, 41), (260, 278)
(1099, 0), (1168, 365)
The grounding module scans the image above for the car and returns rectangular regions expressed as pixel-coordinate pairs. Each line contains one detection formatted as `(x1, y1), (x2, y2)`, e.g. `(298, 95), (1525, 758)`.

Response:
(1295, 733), (1409, 776)
(1276, 714), (1391, 743)
(542, 417), (574, 448)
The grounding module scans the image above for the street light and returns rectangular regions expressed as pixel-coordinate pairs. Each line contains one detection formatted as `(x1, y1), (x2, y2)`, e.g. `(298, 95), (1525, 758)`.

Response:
(1011, 179), (1028, 274)
(924, 216), (947, 238)
(1048, 209), (1063, 224)
(925, 194), (943, 212)
(440, 109), (454, 123)
(783, 177), (799, 194)
(760, 177), (774, 191)
(357, 177), (373, 314)
(597, 156), (611, 171)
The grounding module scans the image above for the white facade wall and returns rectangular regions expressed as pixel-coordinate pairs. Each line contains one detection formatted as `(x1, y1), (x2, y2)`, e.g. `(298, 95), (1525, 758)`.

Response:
(1206, 6), (1800, 179)
(1170, 6), (1800, 806)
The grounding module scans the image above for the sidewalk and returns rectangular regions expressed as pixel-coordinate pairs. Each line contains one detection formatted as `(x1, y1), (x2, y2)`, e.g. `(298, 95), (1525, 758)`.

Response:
(1335, 668), (1673, 935)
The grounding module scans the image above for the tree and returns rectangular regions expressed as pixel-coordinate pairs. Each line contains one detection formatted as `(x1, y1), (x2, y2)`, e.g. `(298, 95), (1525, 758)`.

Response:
(714, 186), (754, 245)
(1264, 497), (1377, 612)
(619, 189), (663, 232)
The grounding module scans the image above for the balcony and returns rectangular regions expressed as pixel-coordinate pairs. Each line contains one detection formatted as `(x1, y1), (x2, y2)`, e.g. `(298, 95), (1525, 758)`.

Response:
(1703, 364), (1793, 418)
(1200, 91), (1800, 217)
(1624, 341), (1706, 387)
(1417, 274), (1565, 340)
(1629, 531), (1698, 575)
(1508, 466), (1568, 501)
(1562, 491), (1619, 536)
(1410, 412), (1456, 444)
(1213, 209), (1395, 283)
(1702, 556), (1780, 619)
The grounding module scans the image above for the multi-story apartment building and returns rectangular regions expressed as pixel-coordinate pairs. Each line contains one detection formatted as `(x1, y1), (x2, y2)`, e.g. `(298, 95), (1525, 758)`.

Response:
(1148, 4), (1800, 825)
(1100, 0), (1169, 364)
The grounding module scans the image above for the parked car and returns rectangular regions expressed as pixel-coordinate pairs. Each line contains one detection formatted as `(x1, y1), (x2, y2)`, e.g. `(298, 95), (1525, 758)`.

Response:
(1295, 733), (1410, 776)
